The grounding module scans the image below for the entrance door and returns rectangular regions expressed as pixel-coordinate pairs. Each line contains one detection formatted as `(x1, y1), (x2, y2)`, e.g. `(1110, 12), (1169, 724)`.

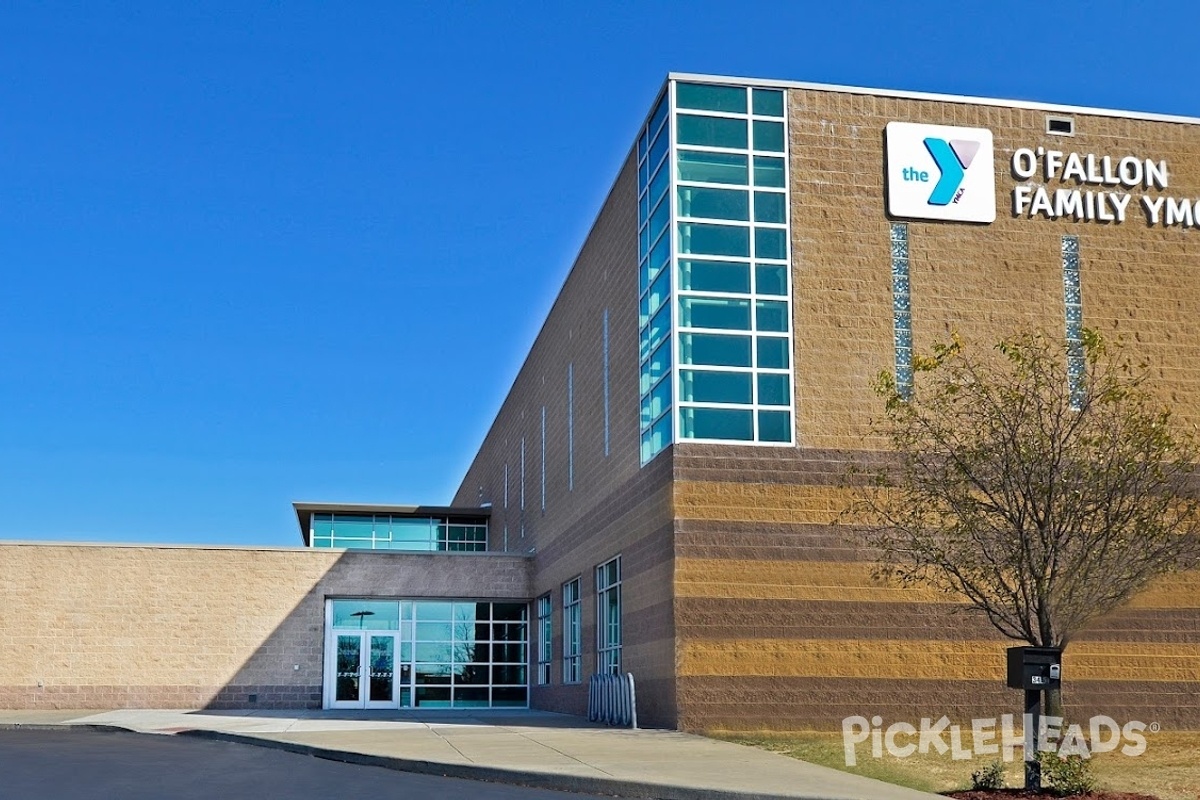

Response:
(329, 633), (402, 709)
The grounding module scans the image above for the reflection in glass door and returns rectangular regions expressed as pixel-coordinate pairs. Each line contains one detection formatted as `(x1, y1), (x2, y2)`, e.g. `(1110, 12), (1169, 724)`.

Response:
(334, 634), (362, 706)
(330, 632), (401, 709)
(324, 599), (529, 709)
(366, 635), (396, 708)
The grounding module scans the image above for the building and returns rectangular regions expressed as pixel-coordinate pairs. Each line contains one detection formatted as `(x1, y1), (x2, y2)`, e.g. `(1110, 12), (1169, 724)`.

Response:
(2, 73), (1199, 730)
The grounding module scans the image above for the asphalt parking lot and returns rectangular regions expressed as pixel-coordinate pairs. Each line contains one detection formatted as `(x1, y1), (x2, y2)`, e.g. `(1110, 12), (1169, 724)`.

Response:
(0, 728), (608, 799)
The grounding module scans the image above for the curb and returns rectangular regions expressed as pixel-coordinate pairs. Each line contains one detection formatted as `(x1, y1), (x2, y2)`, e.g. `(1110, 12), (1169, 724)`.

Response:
(0, 723), (125, 733)
(176, 728), (836, 800)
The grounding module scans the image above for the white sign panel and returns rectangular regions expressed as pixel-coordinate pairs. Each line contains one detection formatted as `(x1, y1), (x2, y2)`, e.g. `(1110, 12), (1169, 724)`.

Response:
(886, 121), (996, 223)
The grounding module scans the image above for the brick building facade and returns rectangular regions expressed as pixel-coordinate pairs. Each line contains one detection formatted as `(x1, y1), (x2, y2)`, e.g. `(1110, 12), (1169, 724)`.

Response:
(2, 74), (1198, 730)
(452, 74), (1200, 730)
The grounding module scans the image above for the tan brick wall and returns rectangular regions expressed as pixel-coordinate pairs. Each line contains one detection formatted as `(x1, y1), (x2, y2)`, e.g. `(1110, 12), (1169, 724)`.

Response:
(671, 451), (1200, 730)
(787, 88), (1200, 449)
(0, 543), (530, 709)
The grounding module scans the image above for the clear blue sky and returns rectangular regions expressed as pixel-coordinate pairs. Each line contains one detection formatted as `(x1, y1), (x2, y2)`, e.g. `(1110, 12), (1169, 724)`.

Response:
(2, 2), (1197, 546)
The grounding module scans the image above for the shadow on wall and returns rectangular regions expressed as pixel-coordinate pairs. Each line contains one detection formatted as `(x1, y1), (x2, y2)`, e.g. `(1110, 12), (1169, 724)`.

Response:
(0, 543), (530, 711)
(206, 548), (535, 710)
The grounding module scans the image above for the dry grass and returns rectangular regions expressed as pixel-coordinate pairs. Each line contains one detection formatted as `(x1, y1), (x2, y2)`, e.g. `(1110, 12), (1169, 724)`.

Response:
(710, 730), (1200, 800)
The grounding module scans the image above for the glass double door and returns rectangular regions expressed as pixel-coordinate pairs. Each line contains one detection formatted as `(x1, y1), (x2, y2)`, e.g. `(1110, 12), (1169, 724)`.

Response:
(331, 632), (411, 709)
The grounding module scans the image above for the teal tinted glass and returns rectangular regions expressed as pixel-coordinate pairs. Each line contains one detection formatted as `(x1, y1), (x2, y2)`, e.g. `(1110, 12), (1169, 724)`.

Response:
(755, 227), (787, 260)
(753, 120), (785, 152)
(638, 314), (652, 361)
(676, 150), (748, 185)
(646, 267), (670, 316)
(332, 600), (400, 630)
(641, 414), (672, 462)
(752, 89), (785, 117)
(754, 191), (786, 223)
(639, 224), (649, 261)
(332, 515), (374, 539)
(330, 538), (377, 550)
(387, 539), (436, 552)
(648, 127), (668, 172)
(681, 407), (754, 440)
(648, 195), (670, 246)
(649, 161), (670, 208)
(638, 127), (649, 162)
(680, 333), (752, 367)
(649, 93), (669, 138)
(677, 115), (748, 149)
(757, 373), (790, 405)
(651, 413), (671, 449)
(640, 376), (671, 427)
(679, 370), (752, 404)
(676, 83), (747, 114)
(758, 410), (792, 442)
(678, 259), (750, 293)
(648, 232), (670, 277)
(677, 186), (749, 221)
(415, 601), (453, 621)
(639, 190), (649, 227)
(312, 514), (334, 540)
(755, 265), (788, 295)
(679, 297), (751, 330)
(756, 300), (789, 332)
(647, 340), (671, 385)
(646, 304), (670, 353)
(391, 518), (434, 541)
(754, 156), (786, 187)
(677, 222), (750, 257)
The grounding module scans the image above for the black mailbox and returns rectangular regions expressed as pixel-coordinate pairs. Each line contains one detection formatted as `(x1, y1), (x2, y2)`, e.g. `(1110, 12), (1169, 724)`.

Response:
(1006, 646), (1062, 691)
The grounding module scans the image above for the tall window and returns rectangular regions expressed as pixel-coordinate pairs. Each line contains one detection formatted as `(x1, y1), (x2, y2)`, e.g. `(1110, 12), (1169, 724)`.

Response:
(562, 578), (581, 683)
(567, 363), (574, 490)
(536, 594), (552, 685)
(540, 405), (547, 512)
(596, 556), (622, 674)
(667, 81), (795, 453)
(890, 223), (913, 400)
(638, 90), (673, 464)
(603, 308), (611, 456)
(1062, 235), (1084, 409)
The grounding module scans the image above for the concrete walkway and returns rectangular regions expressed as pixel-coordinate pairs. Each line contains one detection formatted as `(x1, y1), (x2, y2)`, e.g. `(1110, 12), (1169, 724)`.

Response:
(0, 709), (941, 800)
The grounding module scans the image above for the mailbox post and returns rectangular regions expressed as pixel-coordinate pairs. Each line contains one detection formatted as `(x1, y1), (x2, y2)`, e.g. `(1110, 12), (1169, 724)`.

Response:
(1006, 646), (1062, 791)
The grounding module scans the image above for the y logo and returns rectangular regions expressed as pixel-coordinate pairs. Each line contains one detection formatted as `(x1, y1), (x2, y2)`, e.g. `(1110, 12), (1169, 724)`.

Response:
(923, 138), (981, 206)
(886, 122), (995, 223)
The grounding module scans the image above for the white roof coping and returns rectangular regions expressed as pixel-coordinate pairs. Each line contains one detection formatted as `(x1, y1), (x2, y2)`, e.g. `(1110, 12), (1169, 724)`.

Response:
(667, 71), (1200, 127)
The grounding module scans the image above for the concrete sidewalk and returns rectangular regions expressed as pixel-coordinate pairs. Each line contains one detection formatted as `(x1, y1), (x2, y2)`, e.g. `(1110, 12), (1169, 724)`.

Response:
(0, 708), (941, 800)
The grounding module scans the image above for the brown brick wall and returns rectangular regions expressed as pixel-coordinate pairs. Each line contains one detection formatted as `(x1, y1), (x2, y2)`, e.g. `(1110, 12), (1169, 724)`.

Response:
(672, 446), (1200, 731)
(0, 543), (530, 709)
(660, 88), (1200, 731)
(450, 82), (1200, 733)
(451, 150), (679, 726)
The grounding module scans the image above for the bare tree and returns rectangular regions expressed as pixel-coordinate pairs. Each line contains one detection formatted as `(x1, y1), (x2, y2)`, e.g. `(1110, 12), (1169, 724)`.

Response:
(855, 328), (1200, 714)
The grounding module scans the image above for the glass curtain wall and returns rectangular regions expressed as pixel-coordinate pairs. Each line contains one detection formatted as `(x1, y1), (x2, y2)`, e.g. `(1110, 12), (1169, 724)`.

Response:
(327, 599), (528, 709)
(310, 514), (488, 552)
(640, 80), (796, 465)
(639, 91), (674, 463)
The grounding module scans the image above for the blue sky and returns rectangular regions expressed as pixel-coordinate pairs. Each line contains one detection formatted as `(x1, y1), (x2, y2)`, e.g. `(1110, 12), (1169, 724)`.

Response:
(2, 2), (1198, 546)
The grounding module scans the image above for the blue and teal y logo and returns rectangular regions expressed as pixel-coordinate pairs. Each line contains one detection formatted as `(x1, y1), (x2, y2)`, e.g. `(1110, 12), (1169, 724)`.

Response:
(886, 122), (995, 224)
(919, 138), (981, 206)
